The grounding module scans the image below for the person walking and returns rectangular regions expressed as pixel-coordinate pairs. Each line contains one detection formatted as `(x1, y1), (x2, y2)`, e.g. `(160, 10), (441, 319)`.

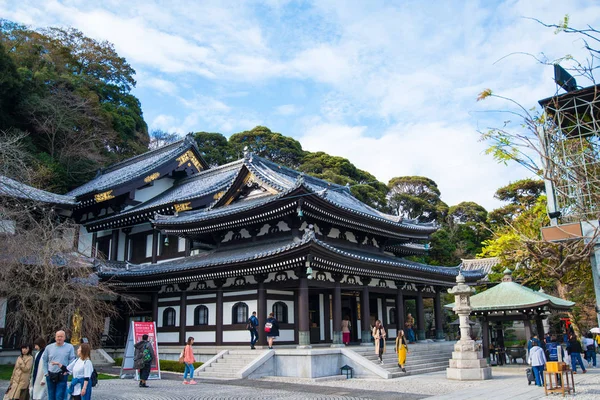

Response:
(372, 320), (387, 364)
(182, 337), (197, 385)
(545, 336), (564, 362)
(265, 312), (279, 349)
(405, 313), (416, 343)
(7, 343), (33, 400)
(583, 333), (597, 368)
(248, 311), (259, 349)
(527, 334), (541, 358)
(133, 334), (155, 388)
(527, 342), (547, 387)
(30, 337), (47, 400)
(341, 316), (351, 345)
(567, 334), (587, 374)
(394, 329), (409, 372)
(56, 343), (93, 400)
(42, 330), (76, 400)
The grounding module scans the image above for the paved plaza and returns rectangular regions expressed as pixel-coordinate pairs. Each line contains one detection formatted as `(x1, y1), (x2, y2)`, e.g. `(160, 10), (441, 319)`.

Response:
(1, 366), (598, 399)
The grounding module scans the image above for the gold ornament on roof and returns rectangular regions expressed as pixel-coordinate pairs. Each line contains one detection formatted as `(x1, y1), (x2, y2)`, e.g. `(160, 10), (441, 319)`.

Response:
(94, 190), (115, 203)
(144, 172), (160, 183)
(177, 150), (203, 171)
(174, 202), (192, 212)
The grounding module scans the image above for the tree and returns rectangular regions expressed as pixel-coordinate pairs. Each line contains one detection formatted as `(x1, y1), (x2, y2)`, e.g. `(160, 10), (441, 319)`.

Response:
(0, 134), (133, 345)
(149, 129), (180, 150)
(488, 179), (545, 228)
(387, 176), (448, 223)
(229, 126), (304, 167)
(193, 131), (233, 166)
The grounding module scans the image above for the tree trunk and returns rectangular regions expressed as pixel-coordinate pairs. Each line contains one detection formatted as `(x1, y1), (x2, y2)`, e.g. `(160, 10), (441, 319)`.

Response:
(556, 281), (580, 337)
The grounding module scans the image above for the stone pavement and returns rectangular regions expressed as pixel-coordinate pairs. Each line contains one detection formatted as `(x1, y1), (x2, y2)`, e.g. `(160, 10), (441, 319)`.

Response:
(1, 365), (598, 399)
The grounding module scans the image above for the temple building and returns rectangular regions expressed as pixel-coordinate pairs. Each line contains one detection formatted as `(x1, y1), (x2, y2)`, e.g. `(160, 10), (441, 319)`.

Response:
(2, 134), (485, 348)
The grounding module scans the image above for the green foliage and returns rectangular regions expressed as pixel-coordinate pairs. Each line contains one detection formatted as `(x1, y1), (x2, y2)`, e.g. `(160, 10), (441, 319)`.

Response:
(387, 176), (448, 223)
(193, 131), (233, 166)
(0, 19), (149, 192)
(159, 359), (203, 373)
(229, 126), (304, 168)
(448, 201), (488, 224)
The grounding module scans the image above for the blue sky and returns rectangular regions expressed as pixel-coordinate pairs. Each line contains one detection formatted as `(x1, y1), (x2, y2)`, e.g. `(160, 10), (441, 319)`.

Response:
(2, 0), (600, 210)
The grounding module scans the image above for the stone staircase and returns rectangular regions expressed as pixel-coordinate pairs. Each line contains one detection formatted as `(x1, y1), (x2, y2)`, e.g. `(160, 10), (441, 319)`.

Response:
(351, 341), (453, 378)
(196, 350), (265, 379)
(91, 349), (115, 367)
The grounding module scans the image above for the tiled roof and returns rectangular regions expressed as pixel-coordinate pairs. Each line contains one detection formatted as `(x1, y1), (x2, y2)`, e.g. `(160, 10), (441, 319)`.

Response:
(156, 154), (437, 233)
(0, 175), (76, 206)
(460, 257), (499, 281)
(87, 160), (243, 226)
(98, 230), (484, 283)
(67, 135), (202, 198)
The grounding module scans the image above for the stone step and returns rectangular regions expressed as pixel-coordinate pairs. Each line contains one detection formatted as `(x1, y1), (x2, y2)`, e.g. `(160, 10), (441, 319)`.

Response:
(390, 365), (448, 378)
(364, 354), (452, 363)
(196, 371), (239, 379)
(378, 359), (450, 370)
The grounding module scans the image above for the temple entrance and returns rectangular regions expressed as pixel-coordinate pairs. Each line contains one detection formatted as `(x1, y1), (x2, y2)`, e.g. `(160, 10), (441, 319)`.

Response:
(342, 292), (359, 344)
(308, 294), (321, 344)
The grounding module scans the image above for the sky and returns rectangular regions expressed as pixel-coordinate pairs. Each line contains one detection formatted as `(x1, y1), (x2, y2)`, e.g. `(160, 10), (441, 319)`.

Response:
(2, 0), (600, 211)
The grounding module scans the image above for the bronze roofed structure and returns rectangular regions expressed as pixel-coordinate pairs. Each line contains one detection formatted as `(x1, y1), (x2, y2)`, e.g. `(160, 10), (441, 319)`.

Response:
(1, 137), (486, 348)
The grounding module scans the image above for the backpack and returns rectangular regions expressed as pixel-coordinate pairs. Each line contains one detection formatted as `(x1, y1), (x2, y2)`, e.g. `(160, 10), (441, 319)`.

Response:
(143, 347), (152, 363)
(90, 368), (98, 387)
(245, 318), (253, 331)
(265, 322), (273, 333)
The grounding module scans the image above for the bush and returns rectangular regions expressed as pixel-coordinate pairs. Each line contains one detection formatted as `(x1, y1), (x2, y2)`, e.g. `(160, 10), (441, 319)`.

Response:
(111, 357), (202, 372)
(160, 360), (203, 373)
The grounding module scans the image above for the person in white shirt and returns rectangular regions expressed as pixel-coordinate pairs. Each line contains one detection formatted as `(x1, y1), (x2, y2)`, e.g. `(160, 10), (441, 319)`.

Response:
(57, 343), (93, 400)
(583, 333), (597, 367)
(528, 342), (547, 387)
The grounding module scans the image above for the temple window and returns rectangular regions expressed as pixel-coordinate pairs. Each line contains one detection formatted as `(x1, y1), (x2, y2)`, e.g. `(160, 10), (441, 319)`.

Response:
(194, 305), (209, 325)
(163, 307), (176, 327)
(232, 302), (248, 324)
(273, 301), (288, 323)
(389, 308), (396, 324)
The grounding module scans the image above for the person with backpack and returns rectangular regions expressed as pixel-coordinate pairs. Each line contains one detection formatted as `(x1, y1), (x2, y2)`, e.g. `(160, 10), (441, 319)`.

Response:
(133, 334), (155, 388)
(527, 341), (547, 387)
(64, 343), (94, 400)
(527, 334), (541, 358)
(265, 312), (279, 349)
(567, 334), (587, 374)
(545, 336), (564, 362)
(248, 311), (259, 349)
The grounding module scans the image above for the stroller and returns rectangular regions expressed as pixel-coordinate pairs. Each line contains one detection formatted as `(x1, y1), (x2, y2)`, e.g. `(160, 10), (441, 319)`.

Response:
(526, 368), (535, 385)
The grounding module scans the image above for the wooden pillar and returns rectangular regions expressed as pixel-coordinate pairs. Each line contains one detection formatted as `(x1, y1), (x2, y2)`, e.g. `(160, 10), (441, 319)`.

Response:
(395, 287), (405, 335)
(151, 230), (158, 264)
(185, 238), (191, 257)
(298, 277), (310, 347)
(110, 229), (119, 261)
(256, 274), (267, 347)
(91, 232), (98, 258)
(524, 318), (533, 344)
(179, 291), (187, 345)
(123, 228), (131, 262)
(482, 319), (490, 361)
(361, 277), (372, 343)
(381, 295), (388, 327)
(215, 279), (225, 346)
(434, 288), (445, 340)
(151, 292), (158, 323)
(535, 317), (546, 347)
(332, 275), (342, 345)
(416, 290), (426, 341)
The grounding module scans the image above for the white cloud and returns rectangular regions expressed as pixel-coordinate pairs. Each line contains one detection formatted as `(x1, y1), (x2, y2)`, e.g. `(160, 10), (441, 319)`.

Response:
(275, 104), (301, 116)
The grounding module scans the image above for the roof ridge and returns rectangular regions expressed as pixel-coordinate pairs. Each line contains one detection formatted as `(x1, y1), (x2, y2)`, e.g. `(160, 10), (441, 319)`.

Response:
(101, 137), (187, 174)
(175, 159), (244, 186)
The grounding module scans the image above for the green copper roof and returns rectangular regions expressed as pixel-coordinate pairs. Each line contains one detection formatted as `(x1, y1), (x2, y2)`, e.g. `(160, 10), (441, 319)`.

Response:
(446, 281), (574, 312)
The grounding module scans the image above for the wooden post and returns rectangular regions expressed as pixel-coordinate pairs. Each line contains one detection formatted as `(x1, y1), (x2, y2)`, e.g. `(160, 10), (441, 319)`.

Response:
(256, 274), (267, 347)
(416, 290), (426, 341)
(215, 279), (225, 346)
(395, 287), (405, 335)
(110, 229), (119, 261)
(179, 291), (187, 345)
(361, 277), (371, 343)
(434, 288), (445, 340)
(151, 230), (158, 264)
(298, 277), (310, 347)
(332, 276), (342, 345)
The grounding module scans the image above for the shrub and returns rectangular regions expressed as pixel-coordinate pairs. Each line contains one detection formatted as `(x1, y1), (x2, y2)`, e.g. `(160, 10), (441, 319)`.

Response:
(159, 360), (203, 373)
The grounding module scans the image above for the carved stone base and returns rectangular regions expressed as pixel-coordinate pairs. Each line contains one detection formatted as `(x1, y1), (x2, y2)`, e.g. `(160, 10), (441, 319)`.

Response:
(446, 339), (492, 380)
(447, 366), (492, 380)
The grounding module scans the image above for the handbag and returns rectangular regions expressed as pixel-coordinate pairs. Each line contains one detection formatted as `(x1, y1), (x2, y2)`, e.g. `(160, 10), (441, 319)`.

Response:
(178, 348), (185, 363)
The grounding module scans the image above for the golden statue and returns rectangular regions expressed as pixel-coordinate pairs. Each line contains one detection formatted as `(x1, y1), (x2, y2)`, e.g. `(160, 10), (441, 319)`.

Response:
(71, 310), (83, 345)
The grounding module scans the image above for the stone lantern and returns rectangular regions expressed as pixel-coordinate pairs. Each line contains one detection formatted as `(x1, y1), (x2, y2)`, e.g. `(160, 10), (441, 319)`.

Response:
(446, 272), (492, 380)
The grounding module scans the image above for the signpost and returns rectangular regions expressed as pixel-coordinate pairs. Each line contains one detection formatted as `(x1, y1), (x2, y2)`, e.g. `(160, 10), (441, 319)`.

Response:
(120, 321), (161, 380)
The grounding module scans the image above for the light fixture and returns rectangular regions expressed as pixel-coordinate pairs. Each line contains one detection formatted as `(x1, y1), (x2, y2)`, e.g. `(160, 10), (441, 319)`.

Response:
(297, 205), (303, 218)
(164, 236), (169, 247)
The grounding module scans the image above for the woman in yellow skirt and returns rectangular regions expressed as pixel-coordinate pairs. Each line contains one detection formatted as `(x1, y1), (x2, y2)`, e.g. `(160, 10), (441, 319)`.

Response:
(395, 329), (409, 372)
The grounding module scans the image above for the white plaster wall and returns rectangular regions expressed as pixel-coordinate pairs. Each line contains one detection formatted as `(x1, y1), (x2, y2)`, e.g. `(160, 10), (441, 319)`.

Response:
(267, 300), (294, 323)
(276, 329), (295, 341)
(319, 294), (325, 340)
(130, 223), (152, 235)
(185, 331), (215, 343)
(134, 177), (174, 203)
(388, 328), (397, 337)
(187, 294), (216, 300)
(357, 321), (362, 339)
(377, 298), (383, 322)
(224, 290), (256, 297)
(78, 226), (93, 257)
(158, 306), (179, 327)
(159, 297), (179, 302)
(157, 332), (178, 343)
(117, 230), (126, 261)
(223, 301), (257, 324)
(223, 331), (253, 342)
(0, 297), (6, 329)
(186, 303), (216, 326)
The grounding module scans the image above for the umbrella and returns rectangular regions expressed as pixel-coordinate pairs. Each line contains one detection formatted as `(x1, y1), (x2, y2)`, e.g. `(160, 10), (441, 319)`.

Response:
(591, 327), (600, 334)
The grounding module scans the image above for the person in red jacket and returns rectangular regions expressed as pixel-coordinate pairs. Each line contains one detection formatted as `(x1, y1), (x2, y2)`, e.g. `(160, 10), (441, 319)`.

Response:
(182, 337), (197, 385)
